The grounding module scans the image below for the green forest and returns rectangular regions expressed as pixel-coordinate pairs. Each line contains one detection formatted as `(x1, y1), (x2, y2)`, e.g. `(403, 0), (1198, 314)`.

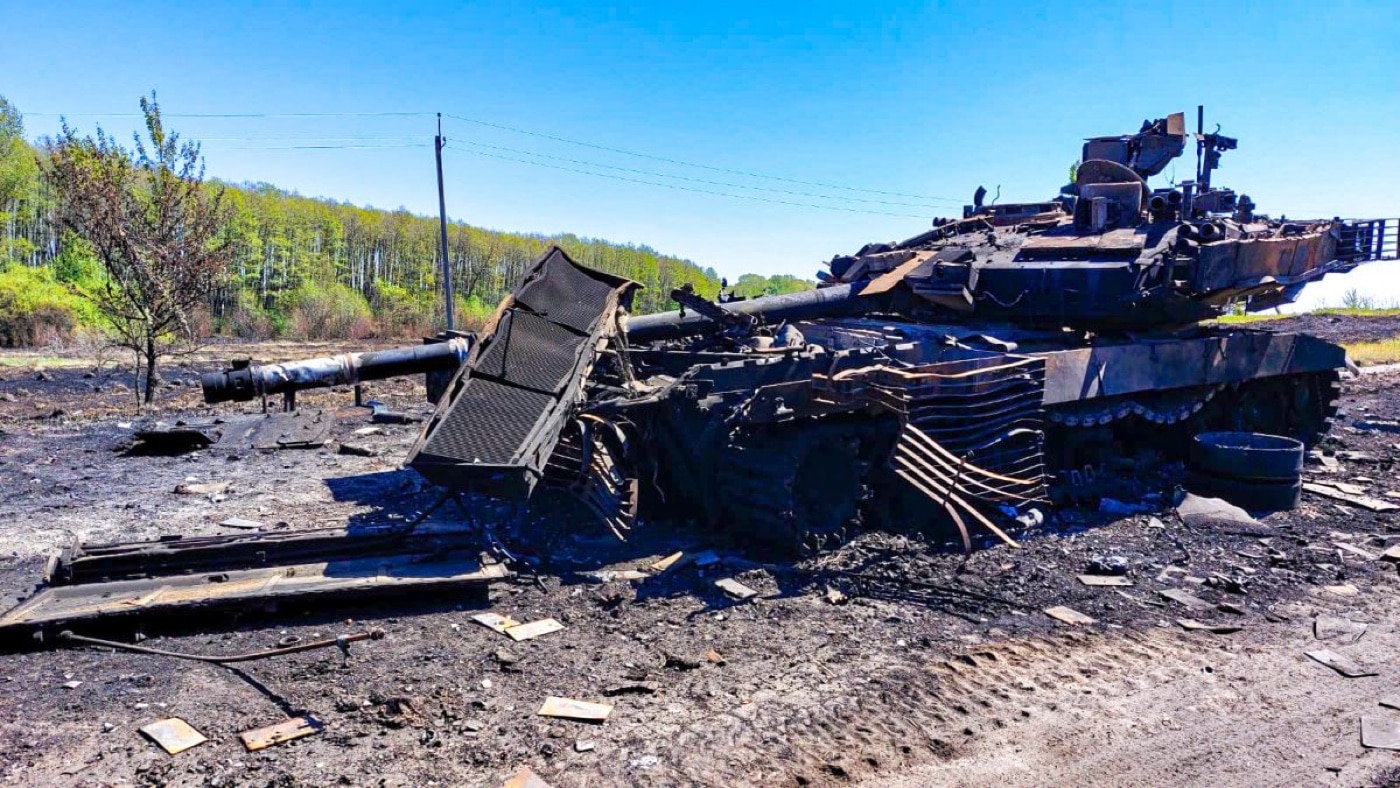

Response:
(0, 95), (812, 347)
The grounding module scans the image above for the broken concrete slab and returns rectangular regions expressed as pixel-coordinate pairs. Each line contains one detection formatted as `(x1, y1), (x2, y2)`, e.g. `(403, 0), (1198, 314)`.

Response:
(139, 718), (207, 755)
(218, 517), (263, 530)
(1323, 584), (1360, 597)
(1306, 649), (1378, 678)
(239, 715), (323, 751)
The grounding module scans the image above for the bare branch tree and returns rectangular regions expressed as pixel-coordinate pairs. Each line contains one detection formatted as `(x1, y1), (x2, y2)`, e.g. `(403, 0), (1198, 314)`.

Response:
(44, 93), (232, 406)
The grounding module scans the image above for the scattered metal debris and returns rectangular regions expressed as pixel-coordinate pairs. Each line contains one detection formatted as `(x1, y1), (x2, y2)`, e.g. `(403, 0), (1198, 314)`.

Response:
(139, 718), (207, 755)
(1314, 616), (1368, 644)
(1305, 649), (1377, 678)
(218, 517), (262, 530)
(506, 619), (564, 642)
(1176, 619), (1242, 634)
(174, 481), (229, 496)
(59, 629), (383, 664)
(239, 715), (324, 751)
(536, 697), (613, 723)
(1159, 589), (1212, 611)
(1303, 483), (1400, 512)
(1044, 606), (1095, 625)
(650, 552), (684, 573)
(0, 526), (506, 644)
(1361, 717), (1400, 750)
(1078, 575), (1134, 587)
(472, 614), (564, 642)
(714, 578), (759, 600)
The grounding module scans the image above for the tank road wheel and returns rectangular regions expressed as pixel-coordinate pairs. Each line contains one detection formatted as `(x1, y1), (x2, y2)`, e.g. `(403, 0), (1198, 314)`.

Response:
(1218, 370), (1341, 447)
(713, 420), (887, 557)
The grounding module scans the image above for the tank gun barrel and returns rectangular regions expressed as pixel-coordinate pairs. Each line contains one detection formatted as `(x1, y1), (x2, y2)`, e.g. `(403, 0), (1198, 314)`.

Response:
(625, 284), (868, 343)
(200, 337), (472, 404)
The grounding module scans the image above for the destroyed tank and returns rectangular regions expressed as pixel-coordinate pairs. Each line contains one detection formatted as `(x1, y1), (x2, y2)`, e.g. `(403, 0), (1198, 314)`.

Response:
(202, 108), (1397, 554)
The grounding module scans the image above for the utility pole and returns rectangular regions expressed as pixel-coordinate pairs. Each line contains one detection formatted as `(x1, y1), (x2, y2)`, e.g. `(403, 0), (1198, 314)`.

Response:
(435, 113), (454, 330)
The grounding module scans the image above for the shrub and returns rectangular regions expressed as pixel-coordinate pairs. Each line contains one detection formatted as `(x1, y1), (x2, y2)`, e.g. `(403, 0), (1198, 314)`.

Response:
(220, 290), (278, 339)
(286, 281), (375, 340)
(371, 280), (438, 338)
(455, 296), (498, 331)
(0, 263), (85, 347)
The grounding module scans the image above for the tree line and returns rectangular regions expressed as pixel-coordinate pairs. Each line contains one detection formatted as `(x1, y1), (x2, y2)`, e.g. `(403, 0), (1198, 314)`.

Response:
(2, 95), (812, 351)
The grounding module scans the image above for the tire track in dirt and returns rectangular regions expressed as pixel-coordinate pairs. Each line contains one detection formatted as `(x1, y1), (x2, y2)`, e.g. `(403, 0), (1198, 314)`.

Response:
(589, 627), (1212, 786)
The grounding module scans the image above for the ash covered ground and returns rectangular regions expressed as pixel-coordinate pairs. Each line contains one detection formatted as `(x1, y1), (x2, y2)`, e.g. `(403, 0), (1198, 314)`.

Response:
(0, 324), (1398, 787)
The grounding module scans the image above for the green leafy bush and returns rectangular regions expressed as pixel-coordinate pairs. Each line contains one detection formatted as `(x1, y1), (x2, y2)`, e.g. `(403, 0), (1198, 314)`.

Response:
(371, 280), (438, 338)
(0, 263), (87, 346)
(287, 281), (374, 340)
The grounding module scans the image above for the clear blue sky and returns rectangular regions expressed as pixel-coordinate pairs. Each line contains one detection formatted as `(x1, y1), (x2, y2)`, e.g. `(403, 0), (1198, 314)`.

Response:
(2, 0), (1397, 305)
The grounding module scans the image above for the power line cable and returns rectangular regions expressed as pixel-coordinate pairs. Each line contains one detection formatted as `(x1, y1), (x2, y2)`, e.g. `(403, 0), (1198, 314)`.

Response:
(446, 142), (931, 219)
(451, 138), (954, 209)
(443, 112), (964, 204)
(22, 111), (432, 119)
(23, 108), (966, 205)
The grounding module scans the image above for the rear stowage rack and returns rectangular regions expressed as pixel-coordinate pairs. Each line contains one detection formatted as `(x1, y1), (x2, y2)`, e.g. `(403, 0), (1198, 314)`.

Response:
(1336, 218), (1399, 266)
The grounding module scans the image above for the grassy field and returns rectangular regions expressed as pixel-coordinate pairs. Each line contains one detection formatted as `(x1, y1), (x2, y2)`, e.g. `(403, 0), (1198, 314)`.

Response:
(1215, 307), (1400, 325)
(1345, 337), (1400, 366)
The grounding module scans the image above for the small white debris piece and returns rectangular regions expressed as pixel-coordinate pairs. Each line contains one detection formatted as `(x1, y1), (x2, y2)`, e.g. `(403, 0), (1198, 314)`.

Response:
(714, 578), (758, 600)
(1045, 606), (1095, 625)
(536, 696), (612, 722)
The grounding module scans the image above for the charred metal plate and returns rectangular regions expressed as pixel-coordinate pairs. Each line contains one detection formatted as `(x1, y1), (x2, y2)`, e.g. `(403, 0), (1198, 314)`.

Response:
(0, 550), (508, 642)
(234, 410), (333, 450)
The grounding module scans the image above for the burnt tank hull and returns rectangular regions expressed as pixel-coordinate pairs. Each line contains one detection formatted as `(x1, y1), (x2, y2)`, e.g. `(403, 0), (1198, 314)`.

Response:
(197, 109), (1393, 555)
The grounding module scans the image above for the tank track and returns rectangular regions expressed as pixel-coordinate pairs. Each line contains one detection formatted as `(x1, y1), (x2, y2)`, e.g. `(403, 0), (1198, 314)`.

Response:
(1046, 369), (1341, 446)
(712, 419), (888, 556)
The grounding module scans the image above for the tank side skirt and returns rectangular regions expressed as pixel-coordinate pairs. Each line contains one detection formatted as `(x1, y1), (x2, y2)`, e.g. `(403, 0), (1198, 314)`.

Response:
(1038, 331), (1345, 407)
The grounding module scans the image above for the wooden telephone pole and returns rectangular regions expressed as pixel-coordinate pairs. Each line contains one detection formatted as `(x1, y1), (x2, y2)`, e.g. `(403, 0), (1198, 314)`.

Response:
(435, 113), (455, 330)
